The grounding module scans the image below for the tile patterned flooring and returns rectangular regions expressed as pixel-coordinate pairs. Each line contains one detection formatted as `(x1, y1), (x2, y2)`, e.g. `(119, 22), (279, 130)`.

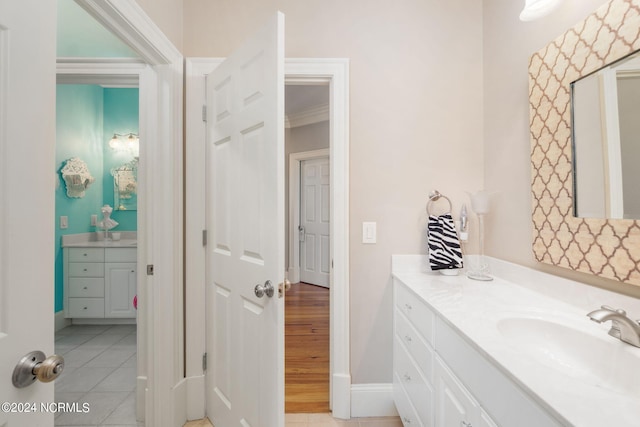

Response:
(54, 324), (141, 427)
(185, 414), (403, 427)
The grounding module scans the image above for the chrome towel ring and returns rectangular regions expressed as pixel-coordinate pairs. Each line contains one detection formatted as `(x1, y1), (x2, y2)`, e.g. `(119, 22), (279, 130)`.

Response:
(427, 190), (452, 215)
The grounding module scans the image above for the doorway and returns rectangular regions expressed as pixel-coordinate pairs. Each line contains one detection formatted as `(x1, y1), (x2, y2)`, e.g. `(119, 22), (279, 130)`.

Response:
(54, 80), (141, 426)
(185, 57), (350, 419)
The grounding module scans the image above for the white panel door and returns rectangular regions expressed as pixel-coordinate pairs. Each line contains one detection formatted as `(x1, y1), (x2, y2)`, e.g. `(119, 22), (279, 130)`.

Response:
(299, 157), (330, 287)
(0, 1), (57, 426)
(205, 12), (285, 427)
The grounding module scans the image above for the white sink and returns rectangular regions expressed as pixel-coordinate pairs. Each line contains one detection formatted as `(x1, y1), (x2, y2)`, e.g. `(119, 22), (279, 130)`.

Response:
(496, 316), (640, 395)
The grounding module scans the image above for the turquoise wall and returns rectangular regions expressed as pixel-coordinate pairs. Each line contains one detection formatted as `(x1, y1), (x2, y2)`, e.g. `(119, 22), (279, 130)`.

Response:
(55, 85), (138, 313)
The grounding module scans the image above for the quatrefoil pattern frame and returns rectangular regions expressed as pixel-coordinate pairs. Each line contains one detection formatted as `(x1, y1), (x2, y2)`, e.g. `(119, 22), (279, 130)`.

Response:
(529, 0), (640, 286)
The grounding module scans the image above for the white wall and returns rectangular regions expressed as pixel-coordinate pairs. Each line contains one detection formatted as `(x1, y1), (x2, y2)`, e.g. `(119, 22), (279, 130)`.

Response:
(183, 0), (484, 384)
(483, 0), (640, 298)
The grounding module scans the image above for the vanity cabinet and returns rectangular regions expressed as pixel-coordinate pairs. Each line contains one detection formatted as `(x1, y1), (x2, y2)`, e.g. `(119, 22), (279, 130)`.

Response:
(64, 247), (137, 320)
(393, 278), (559, 427)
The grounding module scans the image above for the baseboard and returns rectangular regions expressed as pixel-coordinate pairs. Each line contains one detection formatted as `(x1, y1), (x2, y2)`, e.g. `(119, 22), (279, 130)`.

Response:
(137, 376), (147, 422)
(55, 311), (71, 332)
(288, 266), (300, 284)
(350, 383), (398, 418)
(172, 377), (187, 427)
(186, 374), (205, 420)
(332, 373), (352, 419)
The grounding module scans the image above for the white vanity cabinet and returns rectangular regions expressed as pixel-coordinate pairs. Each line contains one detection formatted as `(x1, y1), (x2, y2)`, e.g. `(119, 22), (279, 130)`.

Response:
(393, 278), (560, 427)
(64, 246), (137, 320)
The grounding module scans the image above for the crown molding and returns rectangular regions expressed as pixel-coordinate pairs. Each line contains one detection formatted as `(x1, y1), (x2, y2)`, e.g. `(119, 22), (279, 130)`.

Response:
(285, 103), (329, 128)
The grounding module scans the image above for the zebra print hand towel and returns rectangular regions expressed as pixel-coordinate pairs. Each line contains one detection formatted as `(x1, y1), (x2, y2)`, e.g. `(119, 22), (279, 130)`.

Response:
(427, 213), (463, 271)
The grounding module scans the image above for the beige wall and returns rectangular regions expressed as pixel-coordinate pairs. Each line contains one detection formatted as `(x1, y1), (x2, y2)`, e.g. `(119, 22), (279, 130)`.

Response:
(183, 0), (484, 383)
(483, 0), (640, 298)
(136, 0), (183, 51)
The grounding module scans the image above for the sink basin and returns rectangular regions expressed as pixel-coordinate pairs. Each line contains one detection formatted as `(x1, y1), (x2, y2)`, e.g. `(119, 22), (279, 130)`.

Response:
(496, 317), (640, 394)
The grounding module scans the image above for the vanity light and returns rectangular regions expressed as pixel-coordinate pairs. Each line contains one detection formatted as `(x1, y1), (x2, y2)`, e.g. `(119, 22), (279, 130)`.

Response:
(520, 0), (563, 21)
(109, 133), (139, 156)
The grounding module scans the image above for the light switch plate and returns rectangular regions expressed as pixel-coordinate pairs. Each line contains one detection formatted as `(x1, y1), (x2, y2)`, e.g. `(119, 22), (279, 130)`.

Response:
(60, 216), (68, 229)
(91, 214), (97, 226)
(362, 221), (377, 244)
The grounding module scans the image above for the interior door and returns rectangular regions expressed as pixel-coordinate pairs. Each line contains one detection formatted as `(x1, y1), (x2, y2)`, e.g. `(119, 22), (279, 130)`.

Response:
(205, 12), (285, 427)
(0, 2), (58, 426)
(299, 157), (330, 287)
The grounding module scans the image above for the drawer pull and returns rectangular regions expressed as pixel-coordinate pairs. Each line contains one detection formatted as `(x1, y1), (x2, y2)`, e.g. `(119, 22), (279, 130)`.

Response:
(83, 307), (88, 310)
(404, 335), (412, 343)
(403, 416), (412, 424)
(403, 373), (411, 382)
(83, 253), (88, 256)
(405, 303), (412, 311)
(83, 268), (88, 272)
(83, 286), (88, 290)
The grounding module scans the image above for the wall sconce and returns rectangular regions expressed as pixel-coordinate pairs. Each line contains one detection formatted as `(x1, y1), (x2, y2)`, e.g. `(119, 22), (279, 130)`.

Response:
(109, 133), (139, 157)
(520, 0), (563, 21)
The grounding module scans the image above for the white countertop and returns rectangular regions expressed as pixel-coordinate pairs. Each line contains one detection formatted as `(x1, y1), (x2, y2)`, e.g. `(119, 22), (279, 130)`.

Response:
(61, 232), (137, 248)
(392, 255), (640, 427)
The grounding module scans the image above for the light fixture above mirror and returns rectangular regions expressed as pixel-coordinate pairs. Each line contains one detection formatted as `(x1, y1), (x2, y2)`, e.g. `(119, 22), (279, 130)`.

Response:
(520, 0), (564, 21)
(109, 132), (139, 157)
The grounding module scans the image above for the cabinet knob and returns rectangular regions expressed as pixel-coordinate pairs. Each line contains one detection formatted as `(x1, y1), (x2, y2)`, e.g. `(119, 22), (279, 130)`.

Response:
(461, 422), (473, 427)
(404, 335), (412, 343)
(83, 286), (88, 290)
(83, 307), (88, 310)
(405, 303), (412, 311)
(403, 373), (412, 382)
(402, 416), (412, 424)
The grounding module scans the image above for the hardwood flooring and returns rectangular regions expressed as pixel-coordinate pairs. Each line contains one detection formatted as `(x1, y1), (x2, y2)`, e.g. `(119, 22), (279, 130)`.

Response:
(285, 282), (330, 413)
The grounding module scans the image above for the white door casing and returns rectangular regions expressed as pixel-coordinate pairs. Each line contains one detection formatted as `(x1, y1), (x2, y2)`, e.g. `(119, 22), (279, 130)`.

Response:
(299, 157), (330, 287)
(0, 1), (57, 426)
(205, 12), (285, 427)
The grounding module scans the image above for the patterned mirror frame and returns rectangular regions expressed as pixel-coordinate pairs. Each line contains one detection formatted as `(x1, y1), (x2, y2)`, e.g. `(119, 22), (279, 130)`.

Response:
(529, 0), (640, 286)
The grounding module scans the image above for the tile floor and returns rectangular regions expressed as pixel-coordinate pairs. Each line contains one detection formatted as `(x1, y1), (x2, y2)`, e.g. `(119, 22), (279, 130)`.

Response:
(54, 324), (141, 427)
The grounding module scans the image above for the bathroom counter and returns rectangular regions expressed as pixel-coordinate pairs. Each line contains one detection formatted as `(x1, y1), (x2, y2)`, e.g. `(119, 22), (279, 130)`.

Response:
(392, 255), (640, 427)
(61, 232), (137, 248)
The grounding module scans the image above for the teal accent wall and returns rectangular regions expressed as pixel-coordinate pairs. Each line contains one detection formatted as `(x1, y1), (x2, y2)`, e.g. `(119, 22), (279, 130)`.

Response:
(55, 85), (138, 313)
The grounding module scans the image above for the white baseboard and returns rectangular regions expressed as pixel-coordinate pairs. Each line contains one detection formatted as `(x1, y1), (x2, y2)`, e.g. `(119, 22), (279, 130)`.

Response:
(350, 383), (398, 418)
(55, 311), (71, 332)
(137, 376), (147, 422)
(186, 374), (205, 420)
(332, 373), (352, 419)
(172, 378), (187, 427)
(288, 266), (300, 284)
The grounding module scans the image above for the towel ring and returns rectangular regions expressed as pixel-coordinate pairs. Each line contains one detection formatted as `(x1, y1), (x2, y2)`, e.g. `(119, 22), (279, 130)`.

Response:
(427, 190), (452, 215)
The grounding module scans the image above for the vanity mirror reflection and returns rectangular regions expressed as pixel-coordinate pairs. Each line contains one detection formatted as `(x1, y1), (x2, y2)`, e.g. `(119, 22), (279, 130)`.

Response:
(529, 0), (640, 286)
(572, 50), (640, 220)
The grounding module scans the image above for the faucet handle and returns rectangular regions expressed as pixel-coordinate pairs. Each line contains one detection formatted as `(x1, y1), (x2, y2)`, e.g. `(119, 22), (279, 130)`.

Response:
(616, 308), (628, 316)
(601, 305), (615, 311)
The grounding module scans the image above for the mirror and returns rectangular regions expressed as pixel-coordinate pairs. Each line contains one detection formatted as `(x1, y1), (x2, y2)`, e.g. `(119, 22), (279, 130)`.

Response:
(61, 157), (95, 198)
(528, 0), (640, 287)
(111, 158), (138, 211)
(572, 50), (640, 219)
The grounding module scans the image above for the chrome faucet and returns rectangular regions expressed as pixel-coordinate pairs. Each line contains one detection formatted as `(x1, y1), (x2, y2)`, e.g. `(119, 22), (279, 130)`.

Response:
(587, 305), (640, 348)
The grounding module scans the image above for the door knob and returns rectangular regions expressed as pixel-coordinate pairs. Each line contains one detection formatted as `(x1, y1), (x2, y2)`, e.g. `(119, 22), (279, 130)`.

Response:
(12, 351), (65, 388)
(278, 279), (292, 298)
(254, 280), (274, 298)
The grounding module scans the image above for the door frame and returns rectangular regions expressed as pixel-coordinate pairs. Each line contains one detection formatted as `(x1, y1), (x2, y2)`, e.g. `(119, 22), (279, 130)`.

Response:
(185, 57), (351, 419)
(288, 149), (330, 285)
(71, 2), (184, 426)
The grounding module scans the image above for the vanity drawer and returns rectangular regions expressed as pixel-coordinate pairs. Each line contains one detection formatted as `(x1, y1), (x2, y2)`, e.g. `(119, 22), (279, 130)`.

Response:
(68, 262), (105, 277)
(68, 298), (105, 318)
(68, 278), (104, 298)
(395, 308), (434, 381)
(105, 248), (137, 263)
(394, 370), (425, 427)
(395, 282), (435, 346)
(395, 336), (434, 426)
(68, 248), (104, 262)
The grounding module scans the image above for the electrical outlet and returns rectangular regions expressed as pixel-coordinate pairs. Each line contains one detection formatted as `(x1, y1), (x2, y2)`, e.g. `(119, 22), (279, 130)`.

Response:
(91, 214), (97, 226)
(60, 216), (68, 229)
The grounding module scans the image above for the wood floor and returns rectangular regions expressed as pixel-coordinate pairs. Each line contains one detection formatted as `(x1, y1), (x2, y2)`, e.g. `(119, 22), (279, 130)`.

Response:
(285, 282), (330, 413)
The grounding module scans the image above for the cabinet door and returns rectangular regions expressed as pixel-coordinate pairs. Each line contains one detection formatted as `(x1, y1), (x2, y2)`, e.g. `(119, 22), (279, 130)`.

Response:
(105, 262), (137, 317)
(435, 357), (478, 427)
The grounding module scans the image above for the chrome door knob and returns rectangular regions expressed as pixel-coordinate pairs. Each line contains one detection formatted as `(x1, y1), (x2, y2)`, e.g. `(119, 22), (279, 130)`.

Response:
(254, 280), (274, 298)
(12, 351), (65, 388)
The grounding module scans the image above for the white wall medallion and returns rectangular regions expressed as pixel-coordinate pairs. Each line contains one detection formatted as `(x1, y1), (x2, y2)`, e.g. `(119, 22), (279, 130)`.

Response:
(61, 157), (95, 198)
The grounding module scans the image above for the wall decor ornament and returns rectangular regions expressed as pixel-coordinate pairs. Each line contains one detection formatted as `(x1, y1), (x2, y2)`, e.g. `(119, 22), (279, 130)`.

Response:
(60, 157), (95, 198)
(528, 0), (640, 286)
